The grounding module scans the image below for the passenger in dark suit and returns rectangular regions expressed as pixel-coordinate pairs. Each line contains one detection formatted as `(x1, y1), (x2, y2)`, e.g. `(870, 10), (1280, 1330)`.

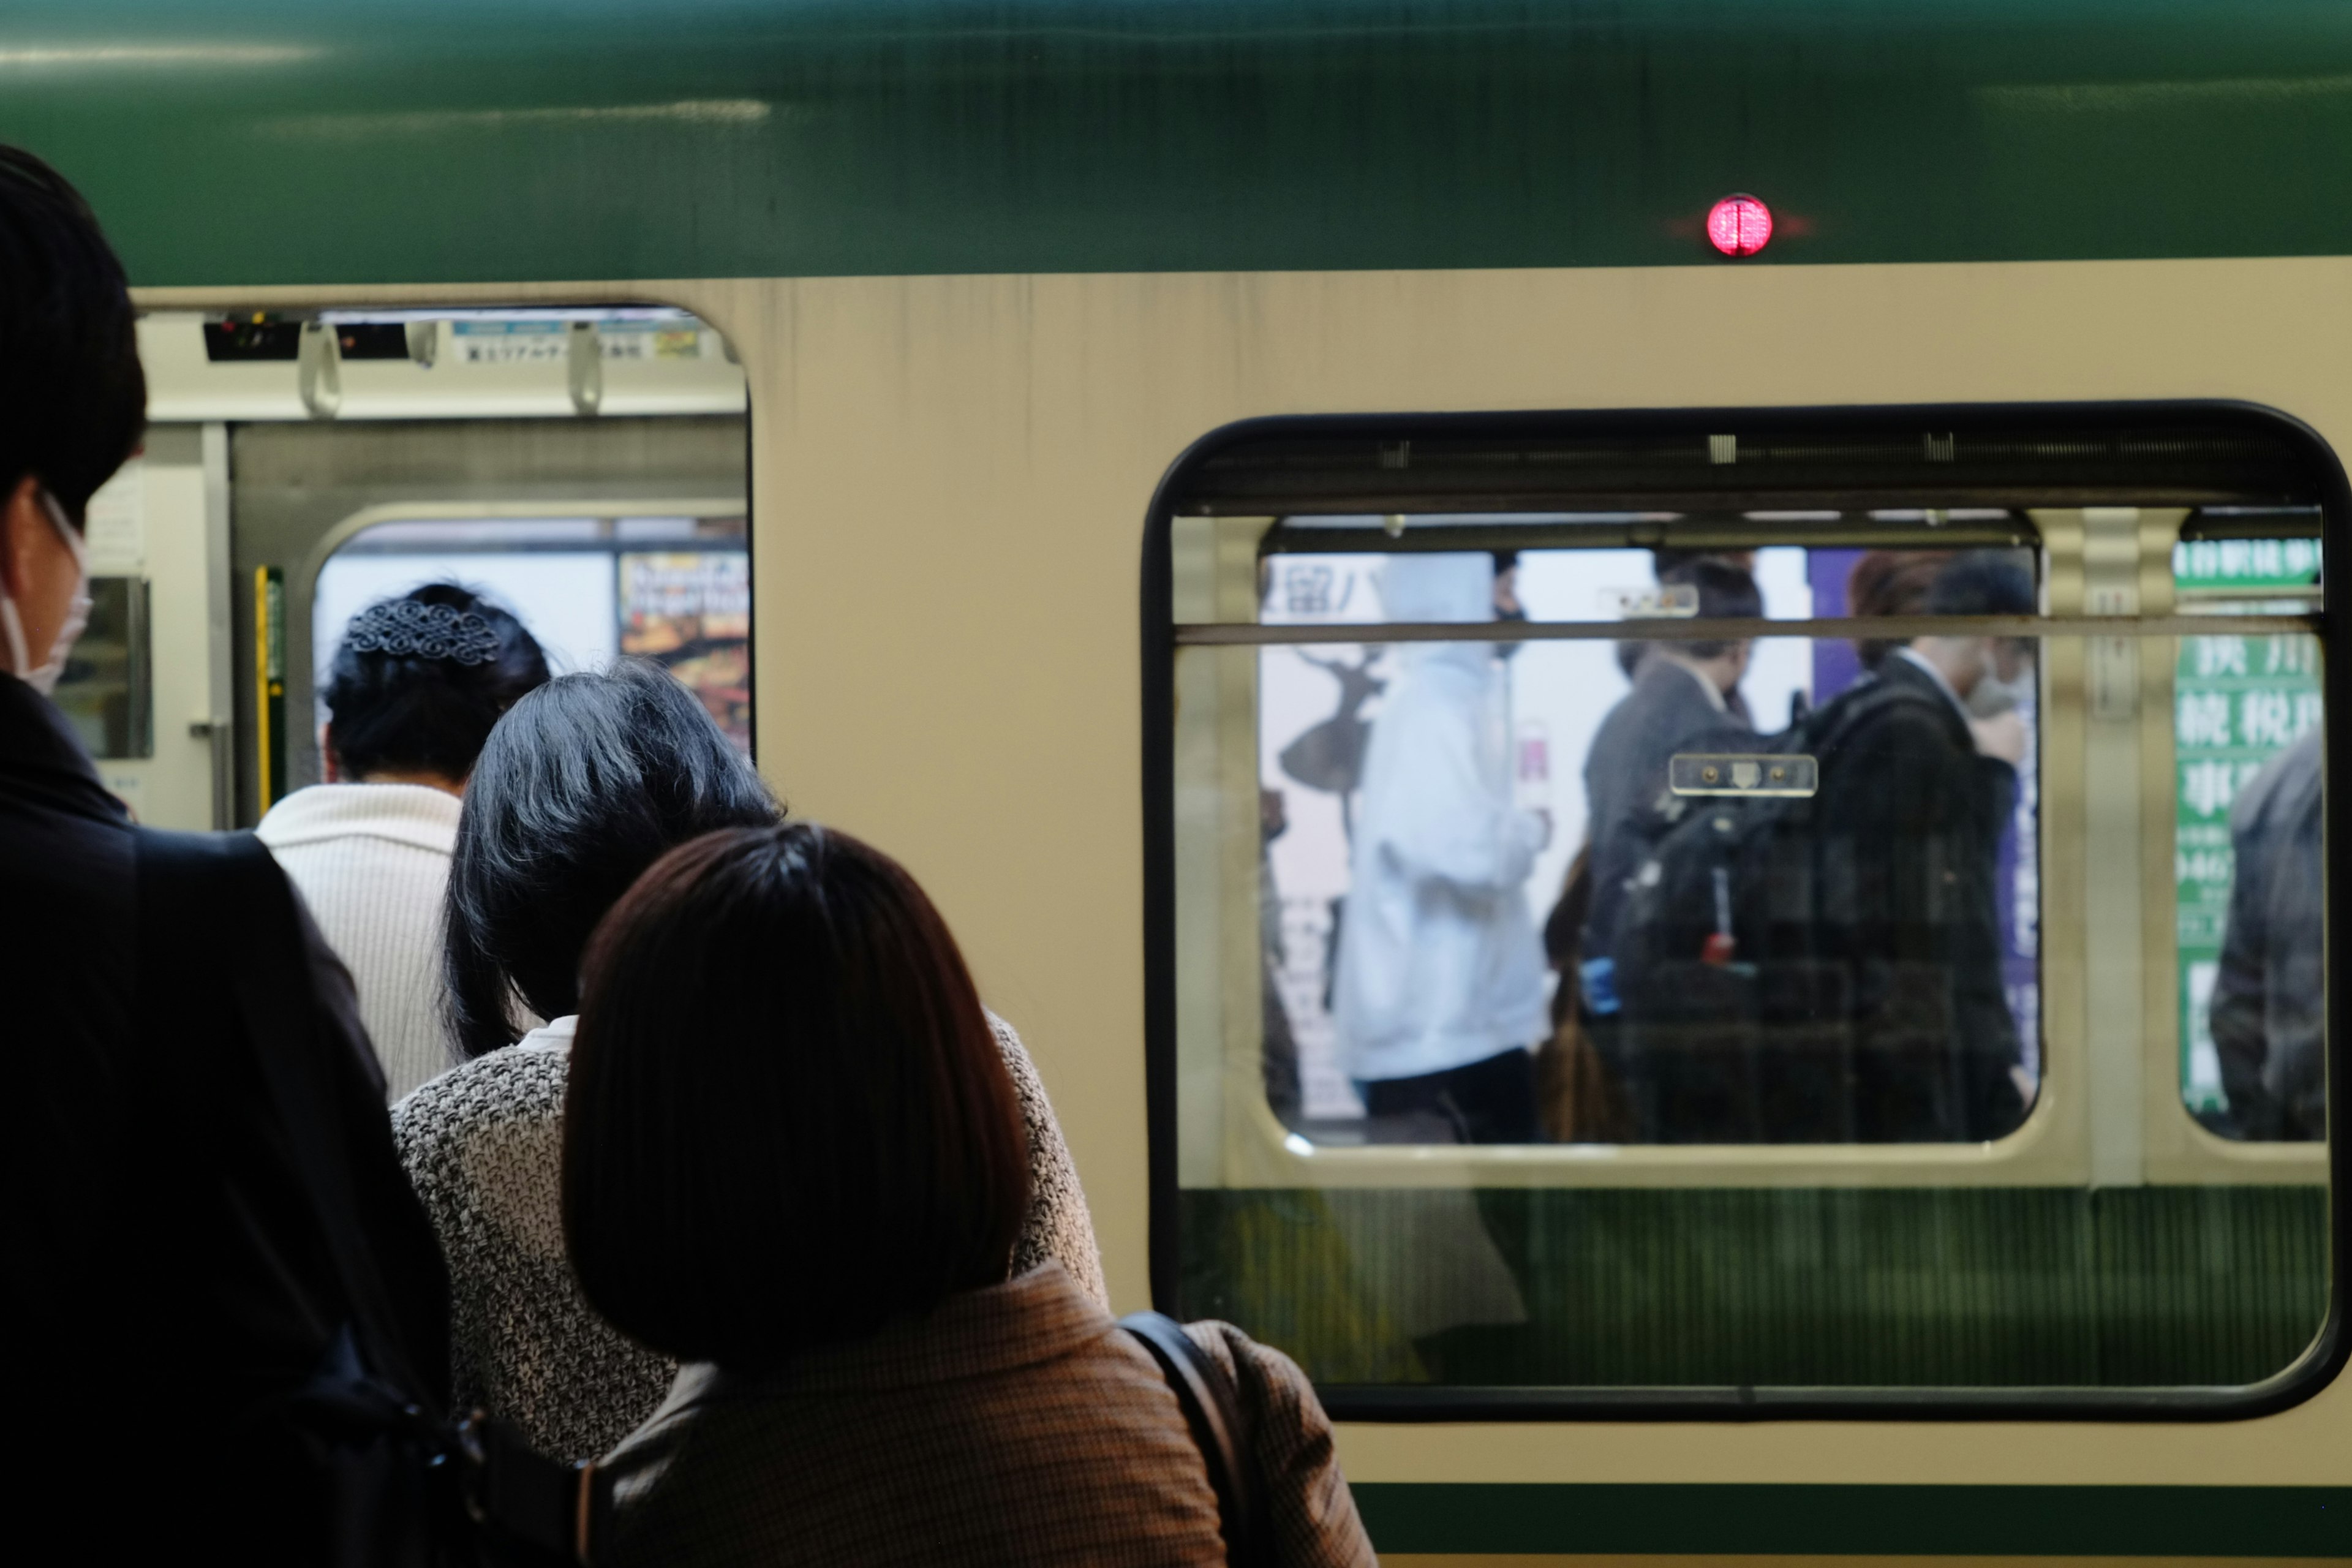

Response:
(1815, 550), (2036, 1141)
(2210, 729), (2324, 1140)
(0, 146), (447, 1555)
(1578, 559), (1764, 989)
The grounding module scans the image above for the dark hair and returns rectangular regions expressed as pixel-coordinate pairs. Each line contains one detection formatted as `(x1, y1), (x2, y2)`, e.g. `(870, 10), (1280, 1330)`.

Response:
(1662, 558), (1763, 660)
(1926, 548), (2037, 618)
(0, 148), (145, 526)
(323, 583), (549, 783)
(1847, 549), (1954, 669)
(443, 658), (778, 1059)
(564, 823), (1030, 1365)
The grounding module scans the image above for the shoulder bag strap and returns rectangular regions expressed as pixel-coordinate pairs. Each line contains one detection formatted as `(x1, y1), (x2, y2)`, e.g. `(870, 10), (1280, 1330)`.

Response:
(1120, 1311), (1265, 1568)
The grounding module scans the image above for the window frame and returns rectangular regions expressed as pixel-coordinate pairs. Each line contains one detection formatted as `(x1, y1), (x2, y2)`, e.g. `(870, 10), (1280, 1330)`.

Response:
(1140, 399), (2352, 1421)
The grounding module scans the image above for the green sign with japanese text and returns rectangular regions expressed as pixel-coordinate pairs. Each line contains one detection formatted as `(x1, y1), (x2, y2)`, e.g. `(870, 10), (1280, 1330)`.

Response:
(2174, 537), (2322, 1114)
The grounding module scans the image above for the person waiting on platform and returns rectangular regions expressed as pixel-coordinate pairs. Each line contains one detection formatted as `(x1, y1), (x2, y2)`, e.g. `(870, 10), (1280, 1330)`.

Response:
(393, 659), (1106, 1462)
(1, 143), (447, 1556)
(1816, 549), (2036, 1140)
(1577, 559), (1763, 1035)
(2210, 729), (2324, 1140)
(568, 823), (1376, 1567)
(1332, 552), (1550, 1144)
(257, 583), (548, 1099)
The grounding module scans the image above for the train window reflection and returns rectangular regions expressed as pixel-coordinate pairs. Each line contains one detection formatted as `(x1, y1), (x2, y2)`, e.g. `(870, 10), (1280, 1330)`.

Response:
(1161, 417), (2335, 1406)
(1257, 545), (2041, 1145)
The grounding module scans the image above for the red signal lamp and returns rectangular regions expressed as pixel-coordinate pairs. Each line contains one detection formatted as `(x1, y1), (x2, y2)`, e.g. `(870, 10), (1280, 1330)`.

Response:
(1707, 194), (1773, 257)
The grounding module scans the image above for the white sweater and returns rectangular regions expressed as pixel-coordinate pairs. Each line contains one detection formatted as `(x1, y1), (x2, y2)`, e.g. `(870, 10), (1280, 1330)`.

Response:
(257, 782), (462, 1100)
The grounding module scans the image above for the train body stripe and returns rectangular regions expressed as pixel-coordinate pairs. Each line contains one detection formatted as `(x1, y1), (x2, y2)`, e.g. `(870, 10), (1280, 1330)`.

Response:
(1351, 1483), (2352, 1557)
(5, 1), (2352, 284)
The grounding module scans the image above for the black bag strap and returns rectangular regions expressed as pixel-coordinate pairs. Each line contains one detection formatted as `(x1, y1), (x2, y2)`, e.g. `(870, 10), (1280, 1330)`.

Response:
(138, 829), (592, 1566)
(1120, 1311), (1265, 1568)
(1807, 671), (1953, 760)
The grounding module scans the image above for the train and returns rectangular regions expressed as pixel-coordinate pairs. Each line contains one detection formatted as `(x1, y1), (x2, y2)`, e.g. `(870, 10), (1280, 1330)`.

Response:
(7, 1), (2348, 1559)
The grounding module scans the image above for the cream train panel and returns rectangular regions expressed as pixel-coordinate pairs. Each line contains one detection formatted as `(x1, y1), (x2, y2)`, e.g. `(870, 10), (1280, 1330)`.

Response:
(145, 255), (2352, 1488)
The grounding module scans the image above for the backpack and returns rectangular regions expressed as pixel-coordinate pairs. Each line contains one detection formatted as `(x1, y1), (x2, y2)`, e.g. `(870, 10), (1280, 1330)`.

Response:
(1598, 679), (1950, 1143)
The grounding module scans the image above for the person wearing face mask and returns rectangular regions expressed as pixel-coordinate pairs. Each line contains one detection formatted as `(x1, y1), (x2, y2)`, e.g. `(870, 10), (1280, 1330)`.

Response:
(0, 486), (91, 694)
(0, 146), (450, 1555)
(1814, 549), (2038, 1141)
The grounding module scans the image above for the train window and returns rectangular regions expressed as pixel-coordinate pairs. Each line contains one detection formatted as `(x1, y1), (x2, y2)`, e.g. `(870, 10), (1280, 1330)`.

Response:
(1150, 409), (2342, 1412)
(311, 514), (751, 753)
(1250, 540), (2043, 1146)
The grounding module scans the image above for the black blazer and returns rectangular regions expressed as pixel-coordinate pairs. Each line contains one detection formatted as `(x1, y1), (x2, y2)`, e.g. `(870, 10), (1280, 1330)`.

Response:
(1, 674), (448, 1552)
(1817, 654), (2025, 1142)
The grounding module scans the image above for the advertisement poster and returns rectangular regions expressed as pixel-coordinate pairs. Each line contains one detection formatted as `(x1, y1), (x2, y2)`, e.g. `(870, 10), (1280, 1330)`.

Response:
(619, 551), (753, 751)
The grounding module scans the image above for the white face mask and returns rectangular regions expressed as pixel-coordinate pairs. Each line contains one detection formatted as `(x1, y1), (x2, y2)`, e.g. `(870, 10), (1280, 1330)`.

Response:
(1, 491), (92, 696)
(1967, 660), (2037, 718)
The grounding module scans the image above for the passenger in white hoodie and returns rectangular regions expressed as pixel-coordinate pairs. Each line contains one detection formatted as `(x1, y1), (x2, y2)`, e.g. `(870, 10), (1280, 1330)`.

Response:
(257, 583), (548, 1099)
(1332, 552), (1550, 1142)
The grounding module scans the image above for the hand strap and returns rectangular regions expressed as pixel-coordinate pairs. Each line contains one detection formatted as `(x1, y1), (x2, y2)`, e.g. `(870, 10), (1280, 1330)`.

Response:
(1120, 1311), (1265, 1568)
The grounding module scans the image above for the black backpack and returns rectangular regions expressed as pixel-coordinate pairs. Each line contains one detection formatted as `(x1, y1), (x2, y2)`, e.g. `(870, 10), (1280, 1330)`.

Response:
(1599, 679), (1951, 1143)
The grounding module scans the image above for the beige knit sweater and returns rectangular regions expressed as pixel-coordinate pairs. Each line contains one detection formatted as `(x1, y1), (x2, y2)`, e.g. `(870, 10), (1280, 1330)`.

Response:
(257, 782), (462, 1100)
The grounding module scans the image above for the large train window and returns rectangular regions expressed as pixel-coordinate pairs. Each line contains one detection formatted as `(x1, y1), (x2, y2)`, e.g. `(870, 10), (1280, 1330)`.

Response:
(1149, 407), (2343, 1414)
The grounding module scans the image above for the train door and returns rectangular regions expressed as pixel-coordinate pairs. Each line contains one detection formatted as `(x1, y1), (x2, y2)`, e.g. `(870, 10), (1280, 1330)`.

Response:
(96, 309), (749, 831)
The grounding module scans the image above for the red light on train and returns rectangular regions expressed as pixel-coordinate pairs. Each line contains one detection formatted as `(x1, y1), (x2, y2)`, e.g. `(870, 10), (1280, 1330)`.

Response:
(1707, 194), (1772, 257)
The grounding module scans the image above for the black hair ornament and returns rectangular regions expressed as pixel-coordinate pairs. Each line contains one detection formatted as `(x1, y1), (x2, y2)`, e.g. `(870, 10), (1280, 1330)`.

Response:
(343, 599), (502, 666)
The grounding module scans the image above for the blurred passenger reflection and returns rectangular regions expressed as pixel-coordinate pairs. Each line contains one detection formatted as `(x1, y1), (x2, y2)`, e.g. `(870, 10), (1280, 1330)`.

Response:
(1578, 559), (1762, 1047)
(2211, 730), (2325, 1140)
(1602, 551), (2035, 1142)
(1333, 553), (1549, 1142)
(1260, 785), (1303, 1126)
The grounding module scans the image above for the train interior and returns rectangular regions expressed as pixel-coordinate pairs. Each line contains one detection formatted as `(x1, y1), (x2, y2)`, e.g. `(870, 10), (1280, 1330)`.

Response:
(60, 307), (748, 832)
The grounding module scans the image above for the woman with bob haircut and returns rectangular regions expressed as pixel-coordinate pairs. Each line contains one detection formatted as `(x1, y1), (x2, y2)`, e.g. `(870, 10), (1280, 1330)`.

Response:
(568, 823), (1373, 1567)
(394, 661), (1104, 1464)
